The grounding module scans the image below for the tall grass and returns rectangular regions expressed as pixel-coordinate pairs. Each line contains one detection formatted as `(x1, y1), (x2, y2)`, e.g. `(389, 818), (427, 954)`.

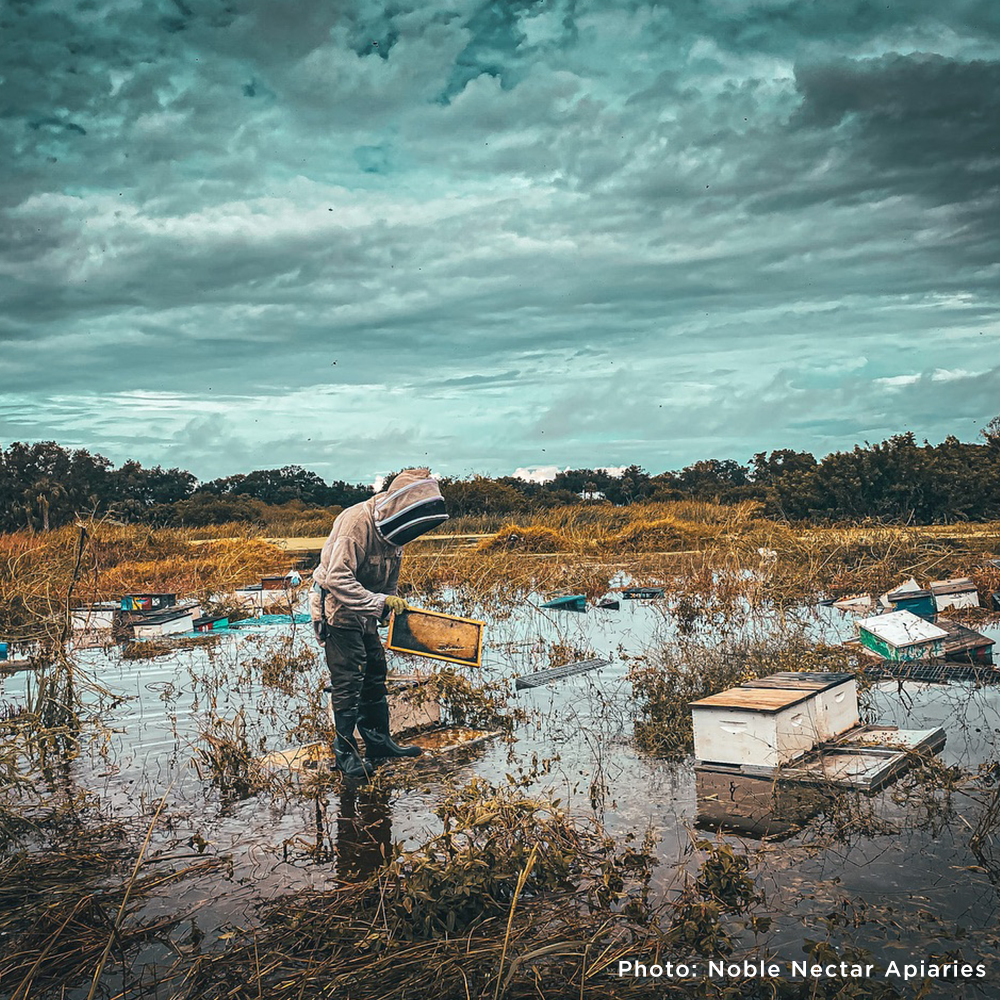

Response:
(0, 522), (286, 645)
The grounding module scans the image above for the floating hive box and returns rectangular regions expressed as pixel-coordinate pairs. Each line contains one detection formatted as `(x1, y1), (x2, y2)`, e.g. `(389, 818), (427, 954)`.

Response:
(387, 608), (483, 667)
(260, 575), (294, 591)
(235, 587), (296, 611)
(832, 594), (874, 612)
(120, 593), (177, 612)
(132, 608), (195, 638)
(740, 672), (858, 742)
(71, 603), (118, 632)
(324, 674), (441, 732)
(931, 616), (995, 665)
(777, 725), (946, 791)
(194, 614), (230, 632)
(857, 610), (947, 661)
(541, 594), (586, 612)
(621, 586), (665, 600)
(929, 577), (980, 612)
(386, 675), (442, 732)
(880, 580), (935, 617)
(691, 686), (827, 769)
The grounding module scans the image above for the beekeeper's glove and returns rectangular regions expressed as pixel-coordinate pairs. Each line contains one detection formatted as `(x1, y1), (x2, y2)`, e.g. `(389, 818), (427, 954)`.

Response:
(384, 596), (408, 616)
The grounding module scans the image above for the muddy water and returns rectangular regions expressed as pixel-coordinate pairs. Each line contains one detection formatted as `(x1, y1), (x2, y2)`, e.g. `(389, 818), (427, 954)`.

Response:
(3, 596), (1000, 994)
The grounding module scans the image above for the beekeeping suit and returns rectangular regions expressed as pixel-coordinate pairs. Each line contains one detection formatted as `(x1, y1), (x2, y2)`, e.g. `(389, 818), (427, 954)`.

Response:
(310, 468), (448, 778)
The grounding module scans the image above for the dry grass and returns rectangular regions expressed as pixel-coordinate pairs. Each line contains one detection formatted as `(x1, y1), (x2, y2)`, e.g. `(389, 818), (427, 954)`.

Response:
(0, 522), (285, 646)
(401, 504), (1000, 620)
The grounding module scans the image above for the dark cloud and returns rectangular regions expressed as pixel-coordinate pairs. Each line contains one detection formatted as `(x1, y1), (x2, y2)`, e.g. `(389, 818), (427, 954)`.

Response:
(792, 53), (1000, 207)
(1, 0), (998, 480)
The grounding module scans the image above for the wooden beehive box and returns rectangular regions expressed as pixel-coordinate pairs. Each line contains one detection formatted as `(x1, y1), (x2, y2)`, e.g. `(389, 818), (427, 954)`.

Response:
(387, 607), (484, 667)
(740, 672), (858, 741)
(691, 686), (824, 769)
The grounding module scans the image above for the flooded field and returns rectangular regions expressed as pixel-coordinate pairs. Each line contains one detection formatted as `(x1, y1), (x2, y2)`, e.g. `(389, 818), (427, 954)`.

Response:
(3, 583), (1000, 998)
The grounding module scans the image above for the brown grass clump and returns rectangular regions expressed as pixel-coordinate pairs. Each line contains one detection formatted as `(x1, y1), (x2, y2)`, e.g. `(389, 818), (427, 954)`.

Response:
(120, 639), (174, 661)
(600, 516), (718, 554)
(478, 524), (570, 553)
(0, 828), (225, 998)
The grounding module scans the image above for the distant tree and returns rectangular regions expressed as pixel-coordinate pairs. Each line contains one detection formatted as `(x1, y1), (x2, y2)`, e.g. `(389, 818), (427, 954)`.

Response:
(0, 441), (111, 530)
(23, 477), (67, 531)
(202, 465), (330, 505)
(983, 414), (1000, 449)
(603, 465), (653, 504)
(749, 450), (817, 484)
(438, 476), (529, 517)
(110, 461), (197, 518)
(164, 493), (263, 527)
(668, 458), (753, 502)
(328, 479), (376, 507)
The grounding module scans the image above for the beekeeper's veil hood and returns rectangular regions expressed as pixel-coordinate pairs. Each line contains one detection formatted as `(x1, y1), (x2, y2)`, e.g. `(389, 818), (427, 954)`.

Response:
(372, 468), (448, 545)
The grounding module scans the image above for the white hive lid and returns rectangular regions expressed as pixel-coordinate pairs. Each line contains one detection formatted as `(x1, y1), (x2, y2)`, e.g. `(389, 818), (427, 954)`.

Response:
(857, 610), (948, 647)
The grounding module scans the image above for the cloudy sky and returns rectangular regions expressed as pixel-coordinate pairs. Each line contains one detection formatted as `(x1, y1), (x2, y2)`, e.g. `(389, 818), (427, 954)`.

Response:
(3, 0), (999, 484)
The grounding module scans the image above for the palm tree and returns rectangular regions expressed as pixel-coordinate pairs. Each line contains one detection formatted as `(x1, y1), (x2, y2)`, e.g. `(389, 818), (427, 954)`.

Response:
(23, 477), (67, 531)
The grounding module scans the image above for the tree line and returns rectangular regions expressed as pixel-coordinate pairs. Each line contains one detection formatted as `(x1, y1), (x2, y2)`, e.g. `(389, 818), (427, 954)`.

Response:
(2, 418), (999, 532)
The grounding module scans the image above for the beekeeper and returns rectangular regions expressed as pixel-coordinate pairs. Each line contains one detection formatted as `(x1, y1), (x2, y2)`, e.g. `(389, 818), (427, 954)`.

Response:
(310, 468), (448, 779)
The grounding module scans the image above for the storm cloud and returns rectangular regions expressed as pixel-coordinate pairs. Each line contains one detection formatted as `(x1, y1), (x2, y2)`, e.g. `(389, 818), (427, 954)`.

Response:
(2, 0), (998, 481)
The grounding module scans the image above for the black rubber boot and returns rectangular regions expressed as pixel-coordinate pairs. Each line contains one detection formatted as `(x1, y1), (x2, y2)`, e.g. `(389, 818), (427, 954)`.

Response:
(333, 710), (374, 780)
(358, 699), (423, 759)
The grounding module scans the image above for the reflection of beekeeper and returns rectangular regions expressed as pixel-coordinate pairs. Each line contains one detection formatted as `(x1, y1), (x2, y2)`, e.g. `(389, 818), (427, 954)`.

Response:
(310, 469), (448, 779)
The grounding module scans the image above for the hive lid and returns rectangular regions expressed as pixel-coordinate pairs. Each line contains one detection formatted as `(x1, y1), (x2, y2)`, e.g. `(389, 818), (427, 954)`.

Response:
(857, 610), (947, 646)
(691, 687), (815, 713)
(929, 577), (977, 594)
(741, 671), (854, 693)
(886, 587), (933, 601)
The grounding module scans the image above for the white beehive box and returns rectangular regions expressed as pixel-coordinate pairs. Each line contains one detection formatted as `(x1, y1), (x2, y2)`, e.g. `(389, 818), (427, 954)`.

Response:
(929, 578), (980, 612)
(133, 610), (194, 638)
(740, 672), (859, 741)
(691, 687), (823, 768)
(71, 603), (118, 632)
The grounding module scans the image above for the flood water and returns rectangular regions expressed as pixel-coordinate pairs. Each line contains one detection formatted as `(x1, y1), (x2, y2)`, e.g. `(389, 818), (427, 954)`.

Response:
(3, 593), (999, 997)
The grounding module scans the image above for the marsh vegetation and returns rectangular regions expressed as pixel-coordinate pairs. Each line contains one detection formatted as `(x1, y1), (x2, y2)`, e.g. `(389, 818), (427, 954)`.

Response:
(1, 504), (999, 997)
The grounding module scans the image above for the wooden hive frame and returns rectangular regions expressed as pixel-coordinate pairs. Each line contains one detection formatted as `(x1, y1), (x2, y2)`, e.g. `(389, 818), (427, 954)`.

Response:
(386, 607), (485, 667)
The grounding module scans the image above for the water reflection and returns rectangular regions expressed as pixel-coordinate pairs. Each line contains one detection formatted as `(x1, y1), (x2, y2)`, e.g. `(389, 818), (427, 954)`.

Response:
(336, 784), (393, 880)
(695, 769), (832, 840)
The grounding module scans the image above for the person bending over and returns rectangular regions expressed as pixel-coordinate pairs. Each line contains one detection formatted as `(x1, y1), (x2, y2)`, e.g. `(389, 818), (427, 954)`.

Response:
(310, 468), (448, 779)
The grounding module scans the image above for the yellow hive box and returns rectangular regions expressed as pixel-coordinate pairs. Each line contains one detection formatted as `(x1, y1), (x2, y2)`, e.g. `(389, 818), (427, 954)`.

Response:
(387, 607), (484, 667)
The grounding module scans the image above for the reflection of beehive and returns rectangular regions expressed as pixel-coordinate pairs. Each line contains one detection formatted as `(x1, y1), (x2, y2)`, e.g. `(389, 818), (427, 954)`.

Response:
(388, 608), (484, 666)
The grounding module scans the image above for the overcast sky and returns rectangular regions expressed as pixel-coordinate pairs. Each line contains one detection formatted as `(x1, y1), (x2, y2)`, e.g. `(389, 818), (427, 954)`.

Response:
(2, 0), (999, 484)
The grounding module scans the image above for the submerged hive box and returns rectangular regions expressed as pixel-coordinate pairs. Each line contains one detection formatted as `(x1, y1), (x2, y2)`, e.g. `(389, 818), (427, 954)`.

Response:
(740, 672), (858, 741)
(857, 610), (947, 661)
(387, 607), (484, 667)
(695, 769), (830, 839)
(691, 686), (823, 768)
(324, 674), (441, 733)
(133, 608), (195, 638)
(120, 593), (177, 612)
(930, 577), (980, 612)
(71, 602), (118, 632)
